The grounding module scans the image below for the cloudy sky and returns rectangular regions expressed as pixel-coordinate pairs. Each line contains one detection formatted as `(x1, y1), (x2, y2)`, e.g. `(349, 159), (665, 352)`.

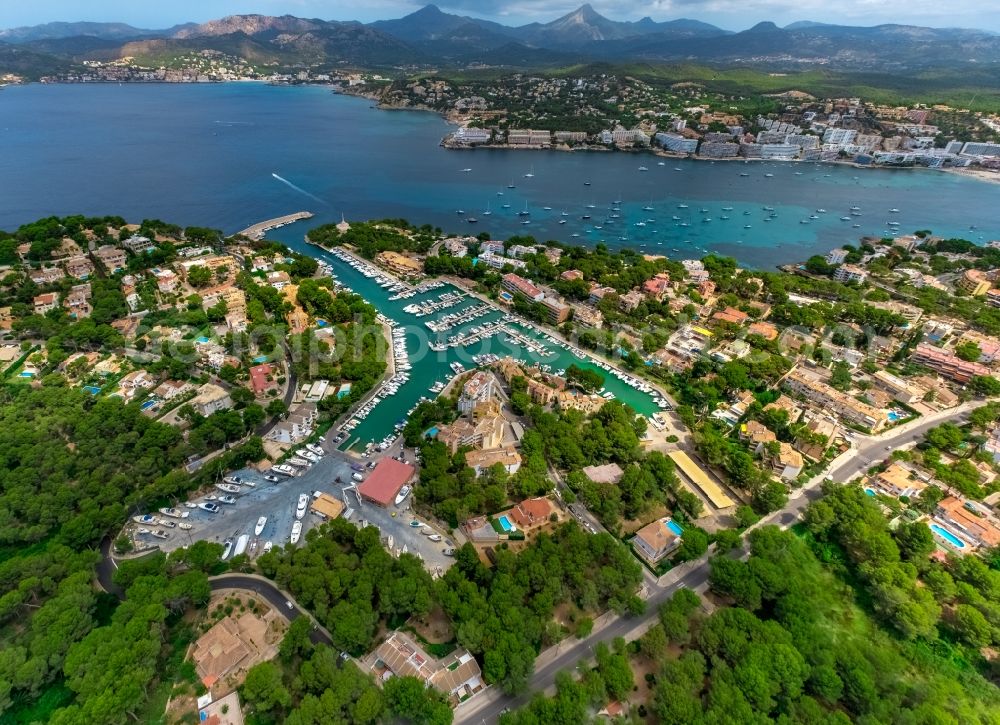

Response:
(1, 0), (993, 32)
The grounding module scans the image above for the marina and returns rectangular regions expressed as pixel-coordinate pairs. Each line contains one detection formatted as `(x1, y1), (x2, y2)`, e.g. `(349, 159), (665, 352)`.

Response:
(312, 244), (664, 453)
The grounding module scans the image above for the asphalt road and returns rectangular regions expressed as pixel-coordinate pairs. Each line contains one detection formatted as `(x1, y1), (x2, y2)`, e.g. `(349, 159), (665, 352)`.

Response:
(209, 574), (333, 646)
(96, 544), (333, 647)
(453, 402), (976, 724)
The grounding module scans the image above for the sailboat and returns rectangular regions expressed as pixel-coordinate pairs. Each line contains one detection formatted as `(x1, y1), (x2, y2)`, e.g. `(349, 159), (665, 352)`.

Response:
(524, 166), (535, 178)
(518, 201), (530, 216)
(482, 201), (492, 216)
(507, 180), (516, 189)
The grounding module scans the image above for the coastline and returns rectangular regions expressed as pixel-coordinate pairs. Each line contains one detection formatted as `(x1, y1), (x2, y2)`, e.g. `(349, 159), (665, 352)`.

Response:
(337, 88), (1000, 186)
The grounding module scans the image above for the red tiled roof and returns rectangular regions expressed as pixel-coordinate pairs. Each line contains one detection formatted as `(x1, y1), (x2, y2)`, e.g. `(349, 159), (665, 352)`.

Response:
(358, 458), (415, 506)
(249, 363), (273, 395)
(509, 497), (552, 527)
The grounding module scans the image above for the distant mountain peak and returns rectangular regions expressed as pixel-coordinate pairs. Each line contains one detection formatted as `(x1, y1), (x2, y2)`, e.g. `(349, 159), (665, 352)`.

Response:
(411, 4), (445, 16)
(747, 21), (781, 33)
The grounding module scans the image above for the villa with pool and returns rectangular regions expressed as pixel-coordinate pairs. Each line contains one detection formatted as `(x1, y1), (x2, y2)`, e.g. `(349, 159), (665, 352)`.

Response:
(932, 496), (1000, 553)
(632, 517), (684, 566)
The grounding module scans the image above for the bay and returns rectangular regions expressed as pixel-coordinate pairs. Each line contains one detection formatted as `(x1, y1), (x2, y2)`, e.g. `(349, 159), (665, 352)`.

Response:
(2, 82), (999, 268)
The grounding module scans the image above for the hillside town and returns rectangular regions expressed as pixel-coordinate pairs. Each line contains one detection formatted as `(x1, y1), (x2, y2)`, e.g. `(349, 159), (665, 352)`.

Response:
(375, 73), (1000, 170)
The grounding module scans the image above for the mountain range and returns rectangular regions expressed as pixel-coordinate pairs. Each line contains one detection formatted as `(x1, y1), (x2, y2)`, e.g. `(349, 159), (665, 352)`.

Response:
(2, 4), (1000, 76)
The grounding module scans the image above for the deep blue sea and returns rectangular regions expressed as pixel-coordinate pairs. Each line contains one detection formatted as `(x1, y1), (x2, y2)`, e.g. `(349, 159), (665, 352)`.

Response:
(2, 82), (999, 268)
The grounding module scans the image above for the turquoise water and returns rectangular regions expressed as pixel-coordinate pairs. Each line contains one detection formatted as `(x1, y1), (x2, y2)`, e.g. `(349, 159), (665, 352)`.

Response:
(864, 488), (877, 497)
(140, 400), (156, 410)
(82, 385), (101, 395)
(931, 523), (966, 548)
(195, 335), (210, 343)
(666, 519), (684, 536)
(887, 410), (903, 422)
(318, 249), (657, 449)
(498, 515), (514, 532)
(18, 371), (34, 378)
(2, 84), (999, 268)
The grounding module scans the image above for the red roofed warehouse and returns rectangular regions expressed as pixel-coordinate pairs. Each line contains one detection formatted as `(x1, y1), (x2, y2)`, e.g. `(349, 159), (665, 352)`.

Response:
(357, 458), (416, 507)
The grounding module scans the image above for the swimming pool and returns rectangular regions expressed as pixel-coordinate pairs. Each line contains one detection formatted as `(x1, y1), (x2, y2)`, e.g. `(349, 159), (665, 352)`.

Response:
(140, 400), (157, 411)
(195, 335), (210, 343)
(252, 355), (268, 363)
(82, 385), (101, 395)
(864, 488), (877, 497)
(666, 519), (683, 536)
(18, 371), (34, 378)
(497, 515), (514, 533)
(887, 410), (903, 422)
(930, 523), (966, 549)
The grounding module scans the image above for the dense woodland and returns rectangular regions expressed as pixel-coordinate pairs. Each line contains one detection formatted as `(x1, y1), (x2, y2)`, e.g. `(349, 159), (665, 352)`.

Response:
(258, 518), (643, 697)
(0, 385), (263, 721)
(505, 524), (1000, 724)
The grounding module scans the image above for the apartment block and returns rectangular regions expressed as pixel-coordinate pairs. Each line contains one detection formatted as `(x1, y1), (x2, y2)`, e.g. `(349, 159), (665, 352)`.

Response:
(912, 344), (990, 383)
(783, 366), (887, 432)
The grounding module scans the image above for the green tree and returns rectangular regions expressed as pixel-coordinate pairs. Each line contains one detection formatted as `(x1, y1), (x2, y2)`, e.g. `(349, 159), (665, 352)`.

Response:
(383, 675), (452, 725)
(241, 660), (291, 713)
(829, 361), (852, 391)
(955, 341), (983, 362)
(187, 265), (213, 288)
(674, 527), (709, 563)
(952, 604), (993, 648)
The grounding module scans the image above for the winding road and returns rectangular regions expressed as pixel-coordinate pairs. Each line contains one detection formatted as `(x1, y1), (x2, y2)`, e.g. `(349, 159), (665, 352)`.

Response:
(97, 540), (332, 645)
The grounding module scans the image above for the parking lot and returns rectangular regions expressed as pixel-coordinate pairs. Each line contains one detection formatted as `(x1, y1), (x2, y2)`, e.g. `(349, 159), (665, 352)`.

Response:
(135, 445), (455, 575)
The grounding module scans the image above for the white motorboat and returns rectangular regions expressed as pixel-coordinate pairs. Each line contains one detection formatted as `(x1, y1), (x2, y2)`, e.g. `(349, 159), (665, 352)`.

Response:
(295, 493), (309, 520)
(394, 485), (412, 506)
(290, 521), (302, 545)
(255, 516), (267, 536)
(158, 507), (189, 519)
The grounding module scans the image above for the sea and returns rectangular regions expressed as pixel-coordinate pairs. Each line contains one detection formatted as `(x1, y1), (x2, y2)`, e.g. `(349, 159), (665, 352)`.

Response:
(2, 82), (1000, 269)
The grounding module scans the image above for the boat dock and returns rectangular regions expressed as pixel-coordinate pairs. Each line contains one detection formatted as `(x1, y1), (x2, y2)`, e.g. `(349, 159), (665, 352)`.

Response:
(238, 211), (314, 241)
(401, 291), (466, 317)
(501, 325), (553, 357)
(425, 302), (492, 333)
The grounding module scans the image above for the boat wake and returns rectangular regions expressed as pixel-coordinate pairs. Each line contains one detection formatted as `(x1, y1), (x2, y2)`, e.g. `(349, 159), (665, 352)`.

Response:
(271, 173), (326, 204)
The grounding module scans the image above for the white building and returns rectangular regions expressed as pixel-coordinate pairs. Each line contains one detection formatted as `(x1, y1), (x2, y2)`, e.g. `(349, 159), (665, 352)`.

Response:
(654, 132), (698, 153)
(822, 128), (857, 145)
(825, 248), (849, 265)
(189, 383), (233, 417)
(833, 264), (868, 284)
(479, 251), (525, 270)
